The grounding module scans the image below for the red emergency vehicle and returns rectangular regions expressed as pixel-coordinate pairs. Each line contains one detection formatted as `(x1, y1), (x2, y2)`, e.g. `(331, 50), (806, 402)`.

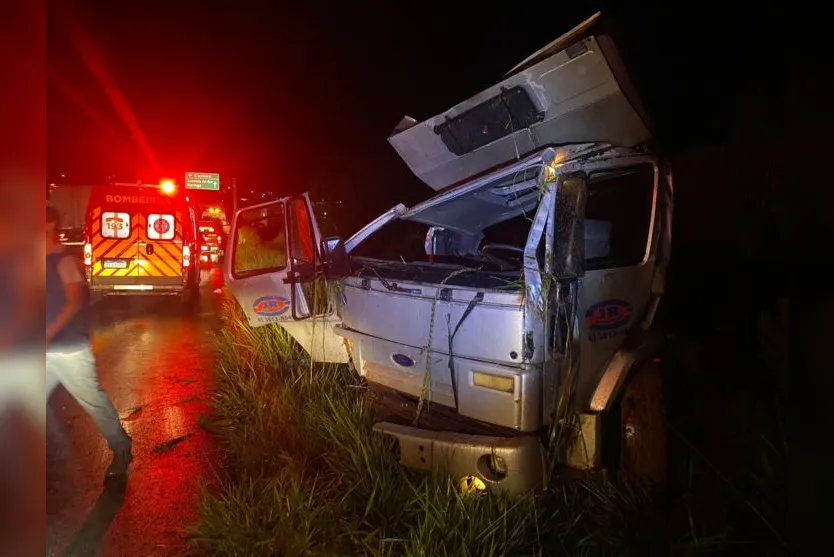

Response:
(83, 180), (201, 305)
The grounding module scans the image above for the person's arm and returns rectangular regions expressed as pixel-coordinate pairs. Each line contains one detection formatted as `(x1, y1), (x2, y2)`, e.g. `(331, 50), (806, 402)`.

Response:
(45, 256), (85, 344)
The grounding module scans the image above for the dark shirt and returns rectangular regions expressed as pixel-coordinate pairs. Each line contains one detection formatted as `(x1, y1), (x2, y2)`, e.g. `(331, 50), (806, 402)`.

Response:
(46, 250), (91, 348)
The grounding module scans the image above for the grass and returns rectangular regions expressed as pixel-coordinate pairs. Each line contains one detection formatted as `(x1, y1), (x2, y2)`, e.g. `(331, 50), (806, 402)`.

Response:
(233, 227), (287, 275)
(190, 293), (788, 557)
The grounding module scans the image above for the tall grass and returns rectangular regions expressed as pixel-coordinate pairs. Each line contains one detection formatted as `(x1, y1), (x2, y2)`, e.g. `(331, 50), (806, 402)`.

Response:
(191, 294), (788, 556)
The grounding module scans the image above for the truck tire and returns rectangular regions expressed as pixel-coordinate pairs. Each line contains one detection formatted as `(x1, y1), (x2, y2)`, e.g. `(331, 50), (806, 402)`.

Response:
(613, 359), (668, 485)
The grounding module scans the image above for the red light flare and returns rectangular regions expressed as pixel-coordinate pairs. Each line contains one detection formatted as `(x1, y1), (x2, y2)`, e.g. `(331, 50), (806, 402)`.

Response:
(54, 5), (160, 172)
(159, 180), (177, 195)
(47, 67), (132, 154)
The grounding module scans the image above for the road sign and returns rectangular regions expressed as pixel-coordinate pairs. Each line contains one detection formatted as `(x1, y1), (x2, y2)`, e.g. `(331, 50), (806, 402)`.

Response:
(185, 172), (220, 191)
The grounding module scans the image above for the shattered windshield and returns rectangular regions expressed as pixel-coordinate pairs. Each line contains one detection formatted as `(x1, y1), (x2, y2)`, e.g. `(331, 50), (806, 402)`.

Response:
(348, 208), (537, 291)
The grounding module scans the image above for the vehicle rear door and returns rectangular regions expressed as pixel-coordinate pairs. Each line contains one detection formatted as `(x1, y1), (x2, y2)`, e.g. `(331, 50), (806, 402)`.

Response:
(95, 206), (138, 278)
(142, 209), (184, 280)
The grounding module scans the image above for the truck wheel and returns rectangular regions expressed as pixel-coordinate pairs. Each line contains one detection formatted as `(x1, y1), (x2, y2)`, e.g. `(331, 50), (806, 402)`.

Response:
(614, 359), (667, 485)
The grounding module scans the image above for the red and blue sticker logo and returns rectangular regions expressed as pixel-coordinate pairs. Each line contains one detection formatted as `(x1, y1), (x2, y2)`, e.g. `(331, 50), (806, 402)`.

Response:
(253, 295), (290, 318)
(585, 299), (632, 341)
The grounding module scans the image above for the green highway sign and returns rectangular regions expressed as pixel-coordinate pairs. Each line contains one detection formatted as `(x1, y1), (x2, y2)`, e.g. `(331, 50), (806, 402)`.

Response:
(185, 172), (220, 191)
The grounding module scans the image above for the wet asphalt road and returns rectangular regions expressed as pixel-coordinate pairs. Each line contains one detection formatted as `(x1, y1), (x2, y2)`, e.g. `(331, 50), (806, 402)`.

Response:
(45, 268), (224, 557)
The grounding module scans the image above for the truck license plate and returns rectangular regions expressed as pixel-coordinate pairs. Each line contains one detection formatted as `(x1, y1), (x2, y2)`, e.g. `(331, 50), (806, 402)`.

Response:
(103, 259), (128, 269)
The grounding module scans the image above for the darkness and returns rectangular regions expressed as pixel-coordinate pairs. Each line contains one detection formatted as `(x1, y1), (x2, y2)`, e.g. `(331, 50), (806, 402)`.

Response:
(45, 0), (822, 318)
(48, 1), (779, 219)
(46, 1), (833, 551)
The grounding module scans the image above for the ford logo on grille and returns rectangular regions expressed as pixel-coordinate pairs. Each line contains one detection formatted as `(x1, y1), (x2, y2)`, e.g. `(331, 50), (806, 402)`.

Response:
(391, 353), (415, 367)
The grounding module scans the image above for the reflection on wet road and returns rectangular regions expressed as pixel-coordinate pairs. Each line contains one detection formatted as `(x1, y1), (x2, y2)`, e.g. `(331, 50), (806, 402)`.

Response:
(46, 269), (224, 557)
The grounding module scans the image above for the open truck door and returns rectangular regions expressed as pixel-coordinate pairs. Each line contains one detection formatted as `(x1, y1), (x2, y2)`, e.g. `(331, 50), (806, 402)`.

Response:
(223, 193), (351, 363)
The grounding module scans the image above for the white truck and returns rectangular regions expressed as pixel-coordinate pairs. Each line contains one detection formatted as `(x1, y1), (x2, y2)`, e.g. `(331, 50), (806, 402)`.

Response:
(47, 184), (94, 246)
(223, 12), (673, 494)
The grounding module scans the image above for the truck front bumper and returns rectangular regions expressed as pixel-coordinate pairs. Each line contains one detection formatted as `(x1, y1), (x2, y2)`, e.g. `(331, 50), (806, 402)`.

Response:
(89, 276), (186, 296)
(373, 422), (547, 495)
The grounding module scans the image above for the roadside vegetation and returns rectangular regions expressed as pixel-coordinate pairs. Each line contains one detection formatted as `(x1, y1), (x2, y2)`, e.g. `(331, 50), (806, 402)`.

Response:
(190, 293), (788, 556)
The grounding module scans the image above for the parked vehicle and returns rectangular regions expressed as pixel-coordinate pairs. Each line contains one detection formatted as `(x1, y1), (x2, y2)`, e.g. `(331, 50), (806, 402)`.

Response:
(48, 185), (93, 247)
(83, 180), (201, 306)
(224, 12), (673, 494)
(198, 219), (225, 266)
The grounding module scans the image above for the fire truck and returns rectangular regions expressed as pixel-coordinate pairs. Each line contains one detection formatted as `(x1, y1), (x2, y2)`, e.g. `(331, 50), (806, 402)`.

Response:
(83, 180), (201, 306)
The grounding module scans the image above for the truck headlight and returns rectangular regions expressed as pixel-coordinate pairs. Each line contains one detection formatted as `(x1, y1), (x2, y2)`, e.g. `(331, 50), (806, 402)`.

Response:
(472, 371), (515, 394)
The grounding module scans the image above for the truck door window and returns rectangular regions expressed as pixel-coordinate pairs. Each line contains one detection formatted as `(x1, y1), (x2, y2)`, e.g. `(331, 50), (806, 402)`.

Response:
(232, 204), (288, 277)
(288, 197), (315, 266)
(147, 213), (175, 240)
(101, 212), (131, 239)
(585, 164), (655, 269)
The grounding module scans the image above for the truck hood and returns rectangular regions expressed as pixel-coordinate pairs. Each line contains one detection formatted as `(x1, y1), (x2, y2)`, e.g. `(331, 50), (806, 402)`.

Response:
(346, 144), (609, 242)
(387, 12), (653, 192)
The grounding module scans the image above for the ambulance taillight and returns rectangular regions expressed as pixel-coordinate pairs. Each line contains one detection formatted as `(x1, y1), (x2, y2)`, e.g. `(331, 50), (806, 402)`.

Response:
(183, 245), (191, 268)
(83, 243), (92, 266)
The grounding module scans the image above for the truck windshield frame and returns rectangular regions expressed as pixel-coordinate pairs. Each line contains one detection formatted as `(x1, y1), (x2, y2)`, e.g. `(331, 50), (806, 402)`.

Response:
(584, 162), (657, 270)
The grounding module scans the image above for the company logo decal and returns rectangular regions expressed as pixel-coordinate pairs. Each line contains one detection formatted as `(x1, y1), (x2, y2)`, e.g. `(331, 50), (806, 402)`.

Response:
(253, 295), (290, 319)
(585, 299), (633, 342)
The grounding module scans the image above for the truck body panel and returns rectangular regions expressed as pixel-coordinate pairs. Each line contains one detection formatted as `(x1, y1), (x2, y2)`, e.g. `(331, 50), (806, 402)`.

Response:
(48, 185), (94, 245)
(387, 12), (651, 192)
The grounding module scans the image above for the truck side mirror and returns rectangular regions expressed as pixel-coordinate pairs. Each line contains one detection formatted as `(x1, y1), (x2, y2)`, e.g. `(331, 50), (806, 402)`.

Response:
(553, 174), (587, 280)
(321, 236), (350, 280)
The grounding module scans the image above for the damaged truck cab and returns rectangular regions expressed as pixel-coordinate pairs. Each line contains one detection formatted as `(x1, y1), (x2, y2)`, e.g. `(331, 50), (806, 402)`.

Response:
(224, 13), (673, 494)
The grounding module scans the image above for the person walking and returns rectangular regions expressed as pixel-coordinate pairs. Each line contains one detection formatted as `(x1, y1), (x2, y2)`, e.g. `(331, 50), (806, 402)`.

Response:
(45, 205), (133, 477)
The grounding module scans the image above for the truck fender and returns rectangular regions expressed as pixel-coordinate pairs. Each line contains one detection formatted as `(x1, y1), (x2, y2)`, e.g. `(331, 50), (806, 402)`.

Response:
(588, 328), (666, 413)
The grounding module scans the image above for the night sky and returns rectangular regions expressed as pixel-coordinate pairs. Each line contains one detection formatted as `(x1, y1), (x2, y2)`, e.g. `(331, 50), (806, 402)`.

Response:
(48, 1), (777, 228)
